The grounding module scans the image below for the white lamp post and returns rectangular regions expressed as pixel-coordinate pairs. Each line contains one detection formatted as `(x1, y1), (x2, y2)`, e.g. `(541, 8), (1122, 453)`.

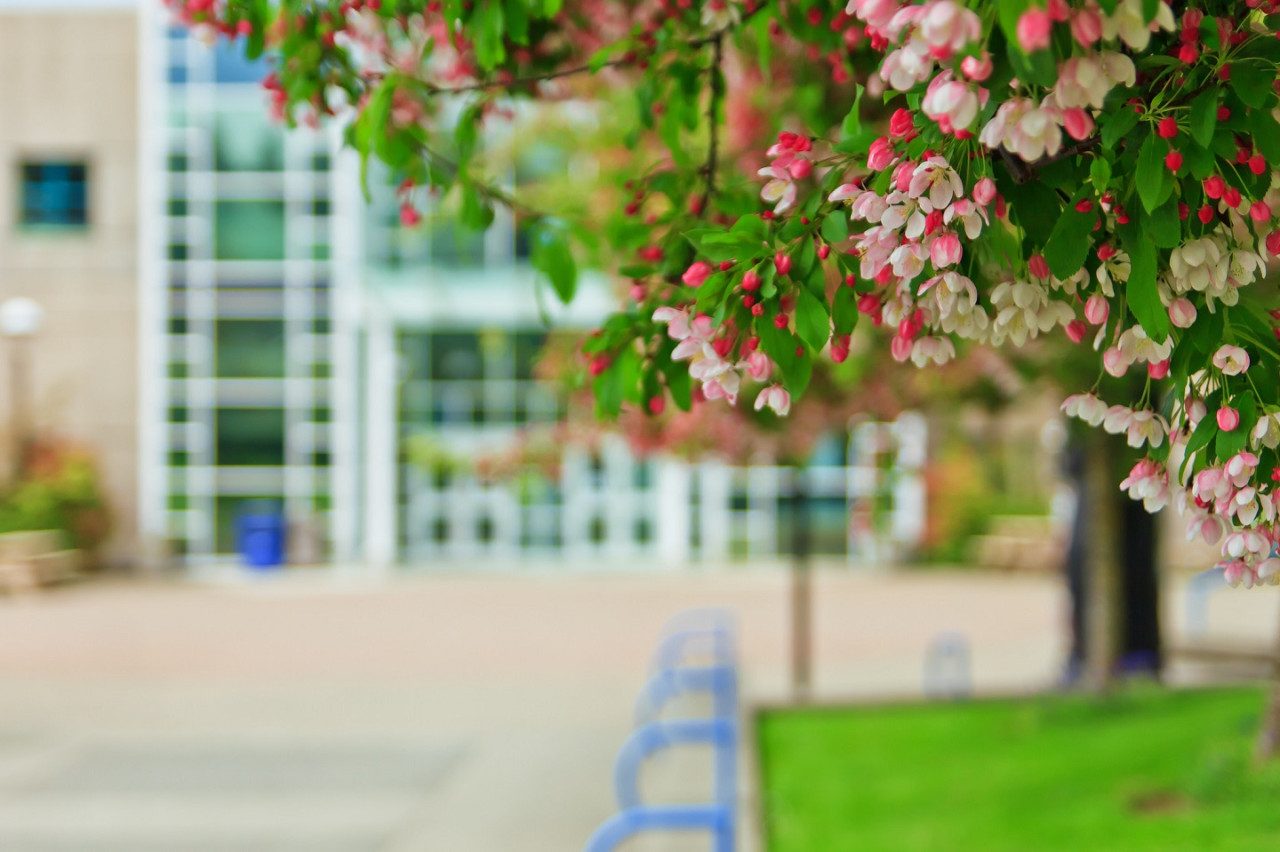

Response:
(1, 297), (44, 480)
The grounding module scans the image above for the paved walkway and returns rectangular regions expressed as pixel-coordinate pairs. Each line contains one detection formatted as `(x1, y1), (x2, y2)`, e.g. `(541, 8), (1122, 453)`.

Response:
(0, 566), (1270, 850)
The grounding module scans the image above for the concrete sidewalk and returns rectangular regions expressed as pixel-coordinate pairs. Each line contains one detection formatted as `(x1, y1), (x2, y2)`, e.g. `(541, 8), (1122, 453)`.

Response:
(0, 566), (1265, 851)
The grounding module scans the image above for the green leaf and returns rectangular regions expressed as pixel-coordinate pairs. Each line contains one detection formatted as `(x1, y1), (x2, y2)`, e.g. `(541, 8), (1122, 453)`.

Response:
(832, 283), (859, 337)
(1180, 413), (1217, 479)
(470, 1), (507, 71)
(840, 86), (864, 140)
(997, 176), (1059, 249)
(795, 289), (831, 352)
(1215, 394), (1254, 460)
(1135, 133), (1172, 213)
(530, 221), (577, 303)
(1231, 64), (1276, 110)
(1119, 226), (1170, 340)
(1100, 106), (1140, 150)
(1188, 89), (1218, 149)
(1183, 142), (1217, 180)
(1089, 156), (1112, 190)
(1249, 106), (1280, 165)
(820, 213), (849, 245)
(1043, 189), (1097, 279)
(1146, 199), (1182, 249)
(1141, 0), (1158, 22)
(504, 0), (529, 44)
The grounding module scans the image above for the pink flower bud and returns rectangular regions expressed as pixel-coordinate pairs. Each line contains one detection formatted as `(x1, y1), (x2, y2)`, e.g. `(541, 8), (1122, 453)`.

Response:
(889, 108), (914, 138)
(960, 53), (993, 82)
(1103, 346), (1129, 377)
(399, 203), (421, 227)
(1016, 8), (1053, 52)
(1084, 294), (1109, 325)
(1268, 231), (1280, 257)
(1168, 297), (1197, 328)
(1071, 6), (1103, 46)
(1061, 108), (1094, 141)
(890, 335), (913, 362)
(972, 177), (997, 206)
(682, 261), (712, 288)
(1251, 201), (1272, 222)
(1028, 254), (1051, 279)
(774, 253), (792, 276)
(1218, 406), (1240, 431)
(1148, 359), (1170, 379)
(1065, 320), (1087, 343)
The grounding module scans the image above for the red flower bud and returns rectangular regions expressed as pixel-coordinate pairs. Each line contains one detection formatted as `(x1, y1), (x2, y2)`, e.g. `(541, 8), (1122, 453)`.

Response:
(1165, 150), (1183, 172)
(774, 252), (792, 276)
(1157, 116), (1178, 139)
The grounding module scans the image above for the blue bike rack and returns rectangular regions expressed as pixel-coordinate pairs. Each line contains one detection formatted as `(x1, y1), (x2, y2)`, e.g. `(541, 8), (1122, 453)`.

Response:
(585, 610), (739, 852)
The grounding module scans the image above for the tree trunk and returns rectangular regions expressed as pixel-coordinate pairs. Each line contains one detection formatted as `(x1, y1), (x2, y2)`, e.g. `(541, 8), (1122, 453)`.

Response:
(791, 465), (812, 702)
(1254, 597), (1280, 761)
(1084, 432), (1122, 691)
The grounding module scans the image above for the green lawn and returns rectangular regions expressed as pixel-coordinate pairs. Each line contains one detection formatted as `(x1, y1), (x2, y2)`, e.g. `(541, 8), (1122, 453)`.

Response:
(759, 686), (1280, 852)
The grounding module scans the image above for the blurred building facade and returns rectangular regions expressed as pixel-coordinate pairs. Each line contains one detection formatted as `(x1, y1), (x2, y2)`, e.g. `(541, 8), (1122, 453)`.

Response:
(2, 0), (926, 570)
(0, 3), (141, 564)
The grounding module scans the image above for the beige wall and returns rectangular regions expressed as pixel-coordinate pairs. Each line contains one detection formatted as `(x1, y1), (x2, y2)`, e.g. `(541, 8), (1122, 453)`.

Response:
(0, 9), (139, 565)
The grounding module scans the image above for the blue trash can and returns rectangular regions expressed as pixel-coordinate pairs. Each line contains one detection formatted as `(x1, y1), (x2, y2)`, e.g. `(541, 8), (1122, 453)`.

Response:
(236, 500), (286, 569)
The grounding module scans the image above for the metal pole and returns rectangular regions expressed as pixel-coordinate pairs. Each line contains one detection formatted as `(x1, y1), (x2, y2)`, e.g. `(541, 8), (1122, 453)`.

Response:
(791, 464), (812, 700)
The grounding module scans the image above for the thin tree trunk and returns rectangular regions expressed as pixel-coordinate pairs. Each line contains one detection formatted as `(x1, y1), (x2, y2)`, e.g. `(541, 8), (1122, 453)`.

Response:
(1084, 433), (1121, 691)
(1254, 597), (1280, 761)
(791, 465), (812, 702)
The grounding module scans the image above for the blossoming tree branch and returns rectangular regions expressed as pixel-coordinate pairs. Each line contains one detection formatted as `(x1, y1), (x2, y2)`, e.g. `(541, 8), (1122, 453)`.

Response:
(176, 0), (1280, 587)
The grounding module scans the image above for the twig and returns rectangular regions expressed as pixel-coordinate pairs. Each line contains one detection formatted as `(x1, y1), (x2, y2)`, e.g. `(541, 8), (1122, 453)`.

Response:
(423, 145), (545, 222)
(1001, 136), (1100, 184)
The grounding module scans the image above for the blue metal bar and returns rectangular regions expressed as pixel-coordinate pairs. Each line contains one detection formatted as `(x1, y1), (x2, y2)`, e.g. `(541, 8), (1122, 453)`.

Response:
(613, 718), (737, 810)
(634, 664), (738, 726)
(649, 626), (737, 674)
(583, 804), (734, 852)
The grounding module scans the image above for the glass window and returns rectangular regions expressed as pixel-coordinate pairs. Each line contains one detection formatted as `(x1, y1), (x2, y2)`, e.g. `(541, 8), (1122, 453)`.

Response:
(215, 320), (286, 378)
(216, 408), (285, 466)
(215, 200), (285, 260)
(19, 161), (88, 228)
(214, 108), (283, 171)
(514, 332), (547, 380)
(213, 40), (270, 84)
(430, 334), (483, 382)
(428, 219), (486, 267)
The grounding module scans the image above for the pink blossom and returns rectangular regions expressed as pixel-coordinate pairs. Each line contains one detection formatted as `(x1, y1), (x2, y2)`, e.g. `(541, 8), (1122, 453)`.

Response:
(890, 334), (913, 362)
(1212, 344), (1250, 375)
(1016, 8), (1053, 52)
(1147, 359), (1169, 379)
(1065, 319), (1087, 343)
(1028, 254), (1051, 279)
(917, 1), (982, 56)
(1062, 392), (1107, 426)
(1103, 346), (1130, 377)
(742, 350), (772, 382)
(754, 384), (791, 416)
(1120, 458), (1168, 511)
(930, 232), (962, 267)
(846, 0), (899, 31)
